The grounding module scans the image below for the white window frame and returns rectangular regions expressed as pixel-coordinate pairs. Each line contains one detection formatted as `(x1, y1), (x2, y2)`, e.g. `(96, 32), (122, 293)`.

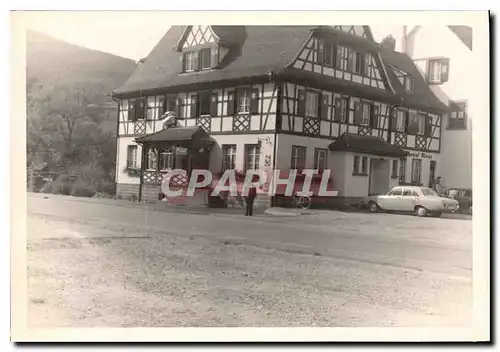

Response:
(159, 149), (174, 171)
(185, 51), (196, 72)
(361, 104), (371, 126)
(146, 149), (157, 171)
(428, 59), (442, 83)
(238, 90), (250, 114)
(314, 148), (327, 171)
(336, 45), (348, 70)
(200, 48), (212, 70)
(396, 110), (406, 132)
(399, 159), (406, 183)
(245, 144), (260, 171)
(291, 146), (306, 170)
(305, 91), (319, 118)
(222, 145), (237, 170)
(127, 145), (137, 168)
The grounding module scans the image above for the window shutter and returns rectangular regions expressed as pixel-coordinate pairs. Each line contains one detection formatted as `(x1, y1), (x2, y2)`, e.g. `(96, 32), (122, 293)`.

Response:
(425, 115), (433, 136)
(182, 53), (187, 72)
(297, 90), (306, 116)
(440, 58), (450, 83)
(190, 95), (198, 118)
(354, 102), (362, 124)
(250, 88), (259, 114)
(321, 94), (329, 119)
(347, 48), (354, 71)
(317, 43), (324, 65)
(426, 60), (431, 82)
(178, 97), (185, 119)
(128, 99), (136, 121)
(137, 99), (145, 120)
(363, 54), (370, 76)
(333, 98), (342, 122)
(227, 91), (235, 115)
(210, 92), (218, 117)
(391, 109), (398, 131)
(193, 52), (199, 71)
(371, 105), (379, 128)
(210, 47), (218, 68)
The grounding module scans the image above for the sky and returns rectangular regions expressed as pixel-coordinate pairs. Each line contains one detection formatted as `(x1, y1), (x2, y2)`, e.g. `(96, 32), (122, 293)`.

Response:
(23, 12), (404, 61)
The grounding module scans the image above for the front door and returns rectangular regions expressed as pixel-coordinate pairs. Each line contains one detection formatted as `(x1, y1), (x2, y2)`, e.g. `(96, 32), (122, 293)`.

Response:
(429, 160), (436, 188)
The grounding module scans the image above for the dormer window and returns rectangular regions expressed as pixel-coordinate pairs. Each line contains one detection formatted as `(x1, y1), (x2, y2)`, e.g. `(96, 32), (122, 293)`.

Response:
(184, 51), (197, 72)
(182, 46), (218, 73)
(391, 65), (414, 92)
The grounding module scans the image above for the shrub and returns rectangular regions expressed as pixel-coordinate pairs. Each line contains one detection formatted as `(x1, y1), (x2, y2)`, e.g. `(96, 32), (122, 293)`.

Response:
(45, 176), (72, 195)
(70, 179), (96, 198)
(100, 181), (116, 196)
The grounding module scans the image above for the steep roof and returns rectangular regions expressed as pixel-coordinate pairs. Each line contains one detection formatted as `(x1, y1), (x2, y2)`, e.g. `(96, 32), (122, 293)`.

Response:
(113, 25), (447, 113)
(329, 133), (405, 157)
(114, 26), (314, 95)
(378, 47), (449, 113)
(135, 126), (214, 144)
(448, 26), (473, 50)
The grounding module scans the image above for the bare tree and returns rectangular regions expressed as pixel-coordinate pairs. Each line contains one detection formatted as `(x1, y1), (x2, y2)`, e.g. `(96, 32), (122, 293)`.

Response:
(380, 34), (396, 50)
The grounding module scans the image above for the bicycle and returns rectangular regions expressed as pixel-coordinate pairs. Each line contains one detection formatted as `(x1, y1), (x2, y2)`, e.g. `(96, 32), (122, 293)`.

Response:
(292, 193), (312, 210)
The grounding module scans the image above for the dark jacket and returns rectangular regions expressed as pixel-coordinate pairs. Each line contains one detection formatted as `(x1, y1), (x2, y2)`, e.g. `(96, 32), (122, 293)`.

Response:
(246, 186), (257, 199)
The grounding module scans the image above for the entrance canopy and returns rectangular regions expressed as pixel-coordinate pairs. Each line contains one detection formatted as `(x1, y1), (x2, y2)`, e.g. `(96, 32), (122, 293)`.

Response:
(329, 133), (405, 158)
(135, 126), (215, 149)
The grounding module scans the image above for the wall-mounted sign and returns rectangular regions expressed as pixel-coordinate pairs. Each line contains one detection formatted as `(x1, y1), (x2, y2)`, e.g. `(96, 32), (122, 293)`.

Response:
(264, 154), (272, 167)
(405, 151), (434, 160)
(176, 147), (188, 155)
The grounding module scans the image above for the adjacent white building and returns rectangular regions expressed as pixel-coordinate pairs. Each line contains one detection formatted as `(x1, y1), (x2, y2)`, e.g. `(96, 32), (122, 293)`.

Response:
(402, 25), (473, 190)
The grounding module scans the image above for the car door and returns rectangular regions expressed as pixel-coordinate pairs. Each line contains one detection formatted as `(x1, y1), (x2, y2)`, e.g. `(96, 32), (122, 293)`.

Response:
(400, 188), (418, 212)
(379, 187), (403, 211)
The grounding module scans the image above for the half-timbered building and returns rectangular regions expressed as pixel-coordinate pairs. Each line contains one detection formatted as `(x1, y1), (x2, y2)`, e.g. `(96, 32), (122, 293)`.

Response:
(111, 25), (448, 206)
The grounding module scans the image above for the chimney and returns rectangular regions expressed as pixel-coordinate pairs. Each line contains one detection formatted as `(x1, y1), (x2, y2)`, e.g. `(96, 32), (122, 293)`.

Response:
(401, 26), (407, 53)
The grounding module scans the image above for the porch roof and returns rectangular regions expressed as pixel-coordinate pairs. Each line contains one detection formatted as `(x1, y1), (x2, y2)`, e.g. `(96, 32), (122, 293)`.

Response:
(328, 133), (405, 157)
(135, 126), (215, 146)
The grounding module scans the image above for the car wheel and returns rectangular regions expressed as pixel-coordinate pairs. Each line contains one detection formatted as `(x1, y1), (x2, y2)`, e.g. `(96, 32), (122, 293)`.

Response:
(415, 206), (427, 217)
(368, 201), (379, 213)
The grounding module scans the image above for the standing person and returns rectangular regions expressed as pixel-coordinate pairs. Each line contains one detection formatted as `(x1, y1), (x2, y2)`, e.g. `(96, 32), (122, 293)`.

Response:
(434, 176), (445, 195)
(245, 175), (258, 216)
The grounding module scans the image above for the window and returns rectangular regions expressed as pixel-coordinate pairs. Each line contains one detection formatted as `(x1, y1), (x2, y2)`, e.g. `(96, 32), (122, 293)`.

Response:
(245, 145), (260, 171)
(353, 155), (360, 173)
(340, 98), (348, 122)
(361, 104), (371, 126)
(291, 146), (306, 170)
(127, 145), (137, 168)
(335, 45), (348, 70)
(391, 160), (398, 178)
(159, 149), (174, 171)
(184, 51), (196, 72)
(411, 159), (422, 183)
(417, 114), (426, 135)
(222, 145), (236, 170)
(200, 48), (212, 69)
(164, 95), (178, 115)
(448, 101), (467, 129)
(393, 66), (414, 92)
(238, 90), (250, 114)
(404, 76), (414, 91)
(396, 110), (407, 132)
(146, 149), (157, 170)
(403, 189), (413, 196)
(305, 91), (320, 117)
(314, 148), (327, 171)
(408, 113), (425, 135)
(128, 98), (145, 121)
(427, 58), (450, 84)
(361, 156), (368, 174)
(354, 52), (365, 74)
(399, 159), (406, 183)
(346, 48), (355, 72)
(389, 187), (403, 196)
(199, 91), (211, 116)
(324, 43), (333, 66)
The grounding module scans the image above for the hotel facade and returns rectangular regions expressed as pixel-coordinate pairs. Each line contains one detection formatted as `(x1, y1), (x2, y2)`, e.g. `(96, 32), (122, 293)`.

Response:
(111, 25), (449, 207)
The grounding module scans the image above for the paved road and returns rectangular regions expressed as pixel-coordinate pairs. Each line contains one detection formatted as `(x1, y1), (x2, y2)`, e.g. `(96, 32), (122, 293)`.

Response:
(26, 193), (472, 327)
(28, 194), (471, 277)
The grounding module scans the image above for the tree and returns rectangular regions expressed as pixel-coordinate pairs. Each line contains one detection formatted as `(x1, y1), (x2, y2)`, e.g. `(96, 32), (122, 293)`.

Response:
(380, 34), (396, 50)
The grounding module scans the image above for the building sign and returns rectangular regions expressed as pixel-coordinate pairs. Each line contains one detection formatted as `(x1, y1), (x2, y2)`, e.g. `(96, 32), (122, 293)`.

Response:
(405, 151), (434, 160)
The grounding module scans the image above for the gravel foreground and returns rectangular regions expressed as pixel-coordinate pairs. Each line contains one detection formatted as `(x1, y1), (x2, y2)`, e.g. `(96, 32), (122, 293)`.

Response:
(27, 214), (471, 328)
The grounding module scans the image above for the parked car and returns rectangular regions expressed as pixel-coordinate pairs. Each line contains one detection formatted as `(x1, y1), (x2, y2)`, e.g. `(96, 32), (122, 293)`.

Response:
(442, 188), (472, 215)
(367, 186), (459, 217)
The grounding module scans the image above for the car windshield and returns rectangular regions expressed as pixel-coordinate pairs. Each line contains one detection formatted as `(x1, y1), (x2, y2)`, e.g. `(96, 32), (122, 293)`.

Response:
(421, 188), (438, 196)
